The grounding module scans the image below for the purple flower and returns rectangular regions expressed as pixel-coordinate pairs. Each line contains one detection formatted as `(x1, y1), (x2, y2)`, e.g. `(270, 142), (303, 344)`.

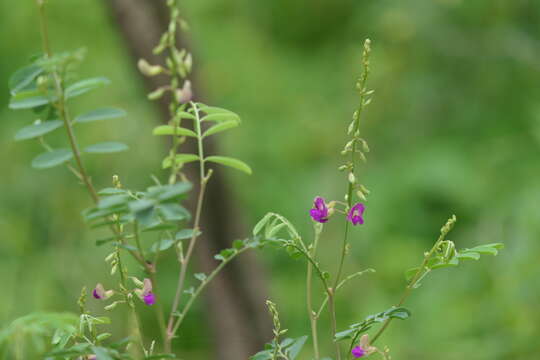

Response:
(347, 203), (365, 225)
(135, 278), (156, 306)
(309, 197), (329, 223)
(352, 345), (366, 358)
(143, 292), (156, 306)
(92, 283), (113, 300)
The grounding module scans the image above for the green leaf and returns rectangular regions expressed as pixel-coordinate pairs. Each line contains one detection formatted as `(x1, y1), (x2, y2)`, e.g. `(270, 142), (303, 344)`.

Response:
(465, 243), (504, 256)
(197, 103), (241, 122)
(457, 252), (481, 261)
(98, 194), (130, 209)
(148, 182), (192, 201)
(387, 307), (411, 320)
(14, 120), (63, 141)
(157, 203), (191, 221)
(202, 112), (241, 123)
(91, 346), (113, 360)
(176, 110), (196, 120)
(95, 236), (117, 246)
(9, 64), (44, 95)
(84, 142), (129, 154)
(253, 213), (273, 236)
(203, 120), (239, 138)
(194, 273), (207, 282)
(150, 239), (175, 252)
(176, 228), (201, 240)
(74, 107), (126, 123)
(98, 187), (127, 195)
(233, 239), (244, 249)
(65, 77), (110, 99)
(9, 89), (57, 109)
(287, 336), (307, 360)
(205, 155), (252, 175)
(162, 154), (199, 169)
(153, 125), (197, 137)
(31, 149), (73, 169)
(142, 223), (177, 232)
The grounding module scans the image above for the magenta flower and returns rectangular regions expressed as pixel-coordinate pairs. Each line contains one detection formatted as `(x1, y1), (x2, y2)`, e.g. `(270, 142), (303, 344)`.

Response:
(135, 278), (155, 306)
(309, 197), (329, 223)
(143, 292), (156, 306)
(352, 345), (366, 358)
(347, 203), (365, 225)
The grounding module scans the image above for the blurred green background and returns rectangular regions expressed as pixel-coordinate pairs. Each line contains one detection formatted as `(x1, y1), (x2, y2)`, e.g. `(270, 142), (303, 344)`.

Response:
(1, 0), (539, 359)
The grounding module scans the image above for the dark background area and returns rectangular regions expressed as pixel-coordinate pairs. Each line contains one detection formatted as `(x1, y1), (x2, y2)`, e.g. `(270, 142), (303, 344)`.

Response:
(1, 0), (539, 359)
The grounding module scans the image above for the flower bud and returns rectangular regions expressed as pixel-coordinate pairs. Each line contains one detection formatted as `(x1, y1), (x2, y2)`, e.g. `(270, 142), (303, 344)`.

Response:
(104, 301), (120, 311)
(184, 53), (193, 73)
(130, 276), (144, 287)
(356, 190), (367, 201)
(148, 87), (167, 100)
(175, 80), (192, 104)
(138, 59), (164, 77)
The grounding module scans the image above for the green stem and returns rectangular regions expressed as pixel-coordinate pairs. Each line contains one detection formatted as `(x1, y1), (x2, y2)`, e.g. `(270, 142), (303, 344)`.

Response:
(306, 224), (322, 360)
(328, 291), (341, 360)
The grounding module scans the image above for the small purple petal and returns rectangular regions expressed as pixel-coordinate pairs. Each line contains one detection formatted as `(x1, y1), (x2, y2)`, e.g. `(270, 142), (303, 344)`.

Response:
(92, 289), (102, 299)
(352, 345), (366, 358)
(143, 292), (156, 306)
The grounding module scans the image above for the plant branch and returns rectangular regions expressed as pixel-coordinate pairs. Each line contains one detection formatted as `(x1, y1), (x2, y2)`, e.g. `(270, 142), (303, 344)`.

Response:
(165, 102), (208, 350)
(371, 216), (456, 344)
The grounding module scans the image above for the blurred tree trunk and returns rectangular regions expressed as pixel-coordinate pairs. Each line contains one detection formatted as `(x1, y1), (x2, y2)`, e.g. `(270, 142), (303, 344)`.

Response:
(103, 1), (271, 358)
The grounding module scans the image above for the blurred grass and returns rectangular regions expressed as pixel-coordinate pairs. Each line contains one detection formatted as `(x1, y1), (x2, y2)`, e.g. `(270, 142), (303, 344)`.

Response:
(1, 0), (539, 359)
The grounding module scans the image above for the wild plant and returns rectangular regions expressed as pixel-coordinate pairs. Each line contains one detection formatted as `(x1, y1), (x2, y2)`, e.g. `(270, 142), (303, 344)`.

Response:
(2, 1), (503, 359)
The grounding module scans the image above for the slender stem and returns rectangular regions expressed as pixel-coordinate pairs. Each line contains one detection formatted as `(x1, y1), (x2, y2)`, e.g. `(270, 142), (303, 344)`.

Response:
(133, 222), (146, 261)
(333, 220), (350, 289)
(306, 224), (322, 360)
(165, 103), (208, 351)
(37, 0), (51, 57)
(328, 291), (341, 360)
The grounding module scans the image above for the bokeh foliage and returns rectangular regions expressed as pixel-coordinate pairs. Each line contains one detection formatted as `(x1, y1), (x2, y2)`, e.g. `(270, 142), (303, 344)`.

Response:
(1, 0), (539, 359)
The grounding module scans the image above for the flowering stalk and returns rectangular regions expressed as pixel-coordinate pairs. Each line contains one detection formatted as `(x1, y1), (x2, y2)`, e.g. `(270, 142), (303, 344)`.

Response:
(334, 38), (372, 289)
